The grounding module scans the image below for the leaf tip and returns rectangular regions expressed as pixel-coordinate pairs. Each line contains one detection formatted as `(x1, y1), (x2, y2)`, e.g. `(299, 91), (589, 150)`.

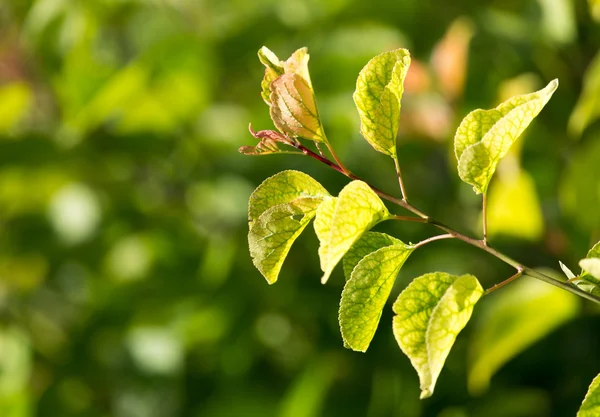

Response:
(420, 388), (433, 399)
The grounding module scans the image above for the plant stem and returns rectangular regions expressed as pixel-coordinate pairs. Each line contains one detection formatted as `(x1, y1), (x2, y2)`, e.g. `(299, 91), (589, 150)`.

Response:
(326, 143), (351, 175)
(390, 215), (428, 223)
(295, 144), (600, 305)
(484, 268), (523, 295)
(482, 192), (488, 245)
(413, 234), (455, 249)
(393, 156), (408, 201)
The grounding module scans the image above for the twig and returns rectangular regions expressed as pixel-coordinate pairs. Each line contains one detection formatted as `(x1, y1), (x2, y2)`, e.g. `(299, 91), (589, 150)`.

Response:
(484, 268), (523, 295)
(393, 156), (408, 201)
(413, 234), (455, 249)
(482, 192), (488, 245)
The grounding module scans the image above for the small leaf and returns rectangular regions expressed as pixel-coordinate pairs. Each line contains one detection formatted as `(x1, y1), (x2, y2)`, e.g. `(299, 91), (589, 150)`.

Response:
(342, 232), (400, 281)
(249, 198), (323, 284)
(353, 49), (411, 157)
(248, 170), (329, 228)
(314, 181), (391, 284)
(339, 241), (414, 352)
(270, 73), (326, 142)
(454, 79), (558, 194)
(578, 373), (600, 417)
(393, 272), (483, 399)
(581, 241), (600, 280)
(258, 47), (311, 106)
(580, 258), (600, 280)
(468, 277), (578, 395)
(559, 261), (576, 280)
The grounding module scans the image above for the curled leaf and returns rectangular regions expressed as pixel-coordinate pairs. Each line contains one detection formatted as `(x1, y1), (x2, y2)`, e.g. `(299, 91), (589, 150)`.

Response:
(393, 272), (483, 399)
(258, 47), (311, 105)
(454, 79), (558, 194)
(353, 49), (411, 157)
(339, 241), (414, 352)
(314, 181), (390, 284)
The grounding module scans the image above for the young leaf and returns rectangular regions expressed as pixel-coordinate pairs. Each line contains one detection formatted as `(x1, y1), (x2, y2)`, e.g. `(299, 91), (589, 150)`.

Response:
(249, 198), (323, 284)
(342, 232), (400, 281)
(393, 272), (483, 399)
(578, 373), (600, 417)
(454, 79), (558, 194)
(248, 170), (330, 227)
(270, 73), (326, 142)
(339, 241), (414, 352)
(314, 181), (391, 284)
(468, 278), (578, 395)
(353, 49), (411, 157)
(258, 47), (311, 106)
(580, 259), (600, 280)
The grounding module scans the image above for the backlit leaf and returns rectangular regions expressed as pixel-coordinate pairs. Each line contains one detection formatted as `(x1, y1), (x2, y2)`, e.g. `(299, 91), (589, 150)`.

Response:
(580, 259), (600, 280)
(393, 272), (483, 399)
(270, 73), (326, 142)
(342, 232), (400, 281)
(455, 79), (558, 194)
(248, 170), (329, 228)
(258, 47), (311, 106)
(249, 198), (323, 284)
(578, 373), (600, 417)
(581, 241), (600, 281)
(339, 241), (414, 352)
(353, 49), (411, 157)
(314, 181), (390, 284)
(468, 278), (578, 395)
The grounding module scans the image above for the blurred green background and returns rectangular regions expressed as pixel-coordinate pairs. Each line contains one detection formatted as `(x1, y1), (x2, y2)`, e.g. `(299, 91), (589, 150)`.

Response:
(1, 0), (600, 416)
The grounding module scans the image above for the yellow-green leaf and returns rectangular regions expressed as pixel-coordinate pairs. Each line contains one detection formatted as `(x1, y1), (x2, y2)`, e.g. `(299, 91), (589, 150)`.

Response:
(270, 73), (326, 142)
(342, 232), (400, 281)
(353, 49), (411, 157)
(580, 258), (600, 281)
(314, 181), (390, 284)
(248, 170), (329, 228)
(249, 198), (323, 284)
(455, 79), (558, 194)
(339, 241), (414, 352)
(569, 51), (600, 136)
(468, 278), (577, 395)
(393, 272), (483, 399)
(258, 47), (311, 106)
(578, 374), (600, 417)
(581, 241), (600, 281)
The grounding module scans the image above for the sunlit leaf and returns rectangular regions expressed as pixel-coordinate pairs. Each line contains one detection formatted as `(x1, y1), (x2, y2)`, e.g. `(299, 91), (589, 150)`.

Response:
(342, 232), (400, 281)
(581, 241), (600, 280)
(339, 241), (414, 352)
(258, 47), (311, 106)
(486, 168), (543, 241)
(454, 79), (558, 194)
(248, 170), (330, 228)
(569, 51), (600, 136)
(393, 272), (483, 399)
(249, 198), (324, 284)
(353, 48), (411, 157)
(314, 181), (390, 284)
(578, 373), (600, 417)
(270, 73), (326, 142)
(468, 278), (578, 395)
(580, 259), (600, 280)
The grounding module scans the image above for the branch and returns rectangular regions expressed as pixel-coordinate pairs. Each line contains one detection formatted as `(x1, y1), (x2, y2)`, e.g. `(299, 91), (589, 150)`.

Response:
(295, 145), (600, 305)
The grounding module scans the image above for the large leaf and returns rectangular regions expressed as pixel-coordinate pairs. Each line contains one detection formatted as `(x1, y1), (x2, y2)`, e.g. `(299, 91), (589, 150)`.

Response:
(248, 170), (329, 227)
(468, 278), (578, 395)
(353, 49), (411, 157)
(578, 374), (600, 417)
(393, 272), (483, 399)
(454, 79), (558, 194)
(247, 171), (330, 284)
(270, 73), (326, 142)
(314, 181), (390, 284)
(339, 241), (414, 352)
(342, 232), (400, 281)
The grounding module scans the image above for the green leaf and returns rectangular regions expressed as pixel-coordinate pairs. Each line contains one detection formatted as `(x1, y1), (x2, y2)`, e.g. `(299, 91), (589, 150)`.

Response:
(468, 277), (578, 395)
(393, 272), (483, 399)
(353, 49), (411, 157)
(339, 241), (414, 352)
(342, 232), (400, 281)
(314, 181), (391, 284)
(270, 73), (326, 142)
(581, 241), (600, 281)
(249, 198), (323, 284)
(569, 51), (600, 136)
(454, 79), (558, 194)
(580, 259), (600, 281)
(248, 170), (330, 228)
(258, 47), (311, 106)
(578, 374), (600, 417)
